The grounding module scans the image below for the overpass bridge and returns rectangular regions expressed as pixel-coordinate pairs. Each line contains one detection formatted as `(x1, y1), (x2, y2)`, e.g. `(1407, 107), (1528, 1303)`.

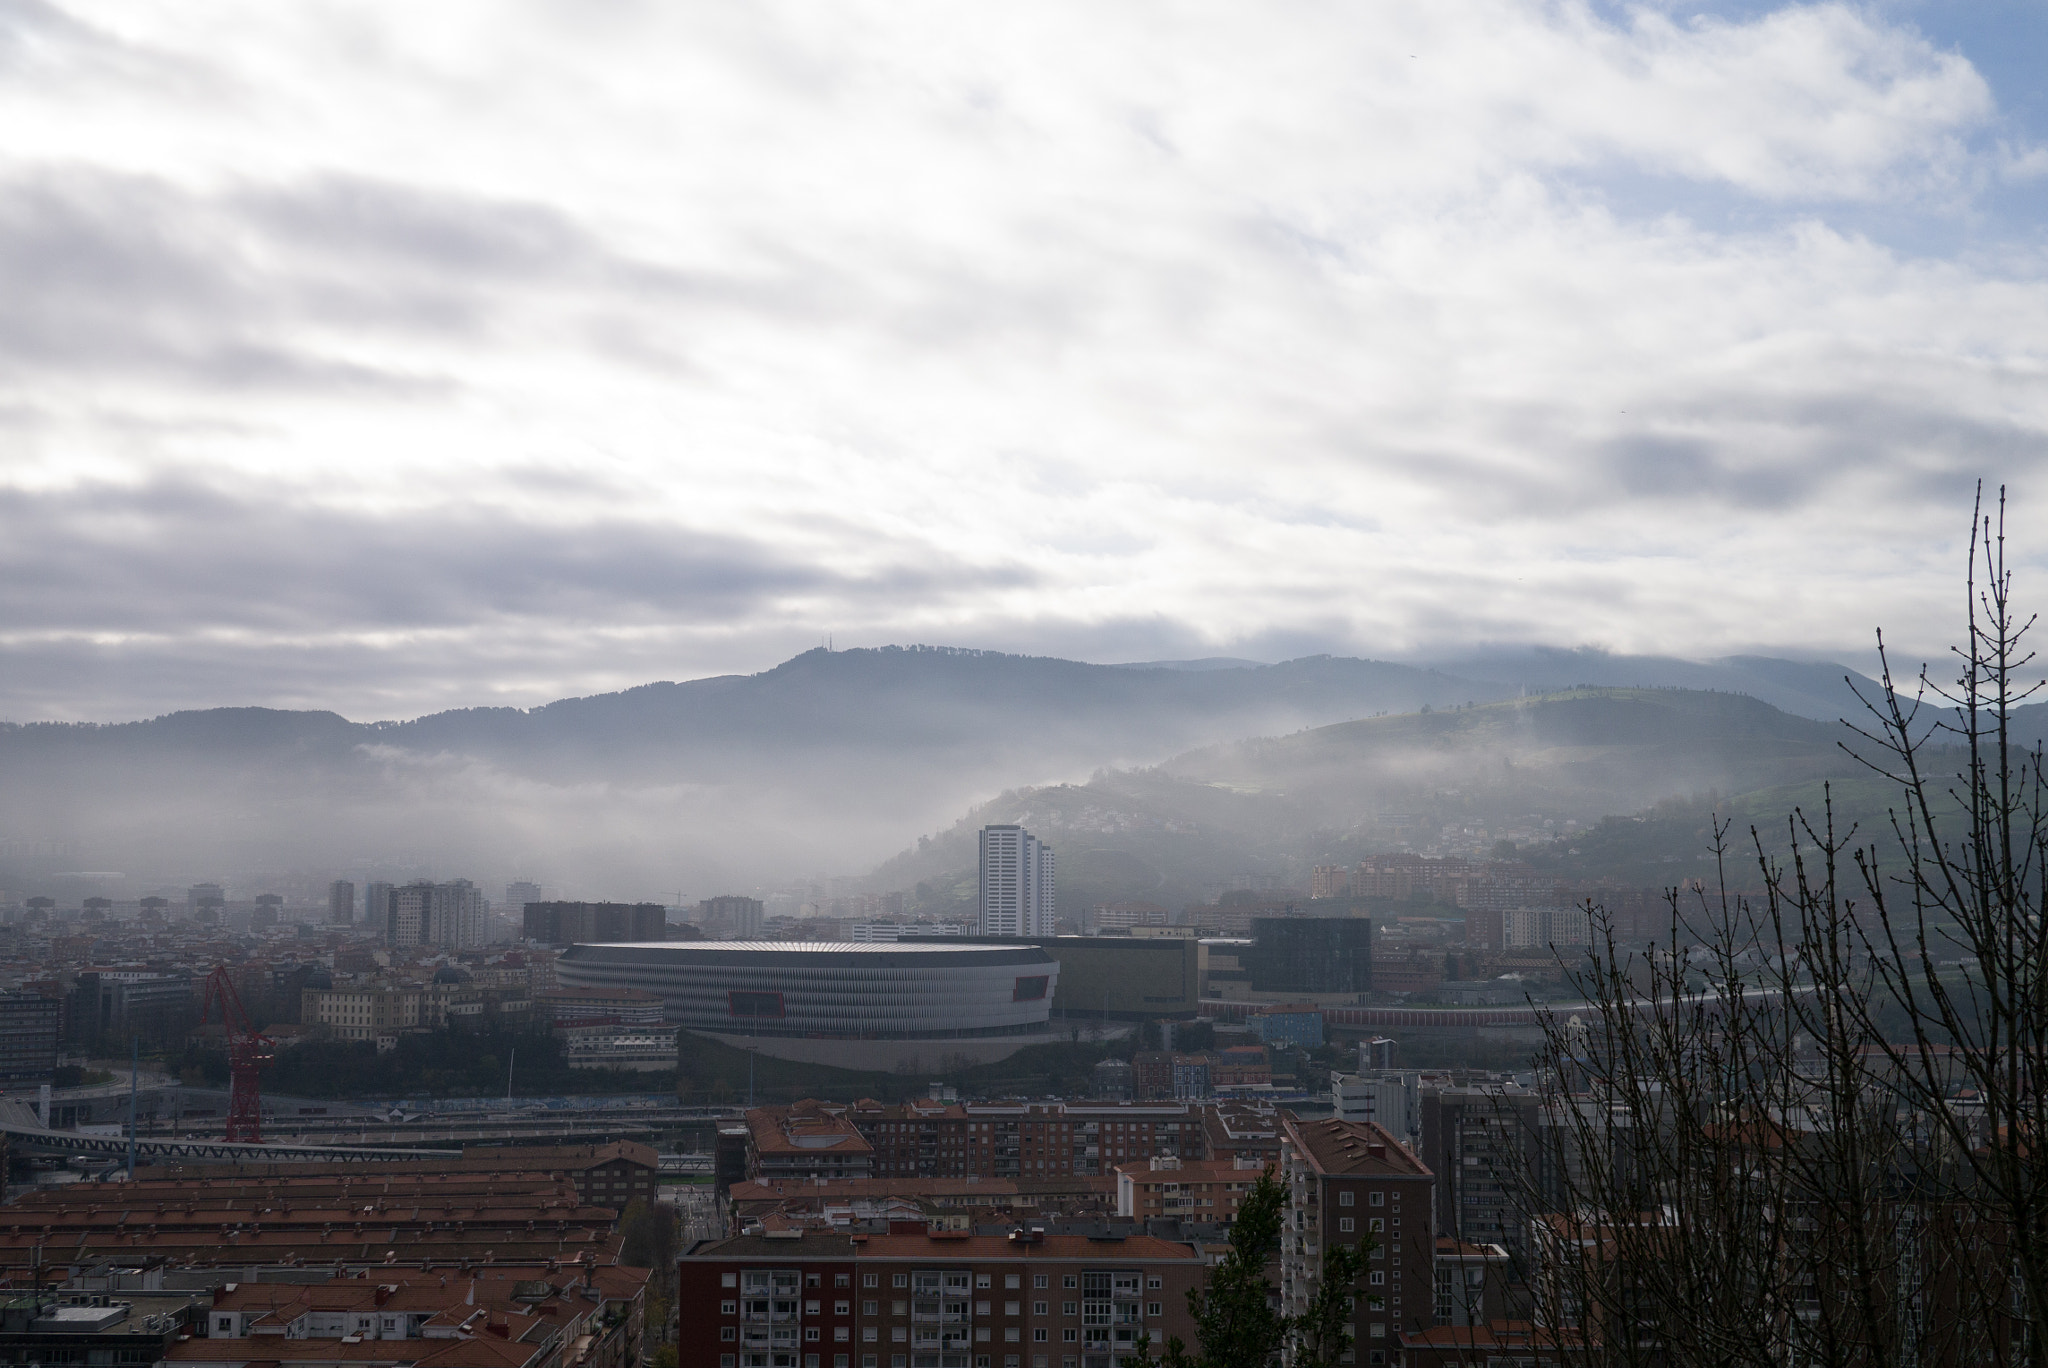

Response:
(0, 1101), (453, 1166)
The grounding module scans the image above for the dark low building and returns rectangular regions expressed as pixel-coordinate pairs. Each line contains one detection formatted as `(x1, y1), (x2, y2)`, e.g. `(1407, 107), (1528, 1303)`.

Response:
(0, 992), (62, 1086)
(523, 900), (668, 945)
(0, 1293), (203, 1368)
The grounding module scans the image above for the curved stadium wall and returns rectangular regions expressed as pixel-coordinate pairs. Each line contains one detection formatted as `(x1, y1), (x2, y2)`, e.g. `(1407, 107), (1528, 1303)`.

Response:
(552, 941), (1060, 1040)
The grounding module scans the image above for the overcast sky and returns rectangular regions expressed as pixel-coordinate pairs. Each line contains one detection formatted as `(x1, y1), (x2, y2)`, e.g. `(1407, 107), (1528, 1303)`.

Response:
(3, 0), (2045, 723)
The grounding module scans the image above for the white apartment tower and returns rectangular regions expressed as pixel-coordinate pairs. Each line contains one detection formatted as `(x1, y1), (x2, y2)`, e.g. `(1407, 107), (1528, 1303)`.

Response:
(978, 824), (1055, 938)
(385, 878), (486, 949)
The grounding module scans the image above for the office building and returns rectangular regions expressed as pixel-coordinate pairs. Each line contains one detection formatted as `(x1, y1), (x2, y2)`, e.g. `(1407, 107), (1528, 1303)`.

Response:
(525, 901), (668, 946)
(1243, 918), (1372, 998)
(327, 878), (355, 924)
(978, 825), (1054, 938)
(506, 879), (544, 911)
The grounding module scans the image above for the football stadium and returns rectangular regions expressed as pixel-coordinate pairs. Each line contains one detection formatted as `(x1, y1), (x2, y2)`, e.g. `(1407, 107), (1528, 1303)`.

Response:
(553, 940), (1063, 1068)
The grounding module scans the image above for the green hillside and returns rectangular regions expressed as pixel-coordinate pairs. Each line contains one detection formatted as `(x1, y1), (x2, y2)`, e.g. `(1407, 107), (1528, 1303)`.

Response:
(867, 687), (1932, 910)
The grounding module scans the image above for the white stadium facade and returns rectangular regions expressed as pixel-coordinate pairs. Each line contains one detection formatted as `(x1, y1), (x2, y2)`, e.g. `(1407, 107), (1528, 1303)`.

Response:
(552, 940), (1062, 1069)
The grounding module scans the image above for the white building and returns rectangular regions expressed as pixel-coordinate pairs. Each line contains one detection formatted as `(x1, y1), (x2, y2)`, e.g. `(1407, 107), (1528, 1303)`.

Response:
(849, 921), (970, 942)
(1333, 1070), (1421, 1147)
(384, 878), (486, 949)
(978, 824), (1055, 937)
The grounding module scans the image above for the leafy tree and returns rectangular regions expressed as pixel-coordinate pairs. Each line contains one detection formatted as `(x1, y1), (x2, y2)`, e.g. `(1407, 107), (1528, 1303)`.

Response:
(619, 1197), (679, 1271)
(1156, 1166), (1287, 1368)
(1289, 1240), (1375, 1368)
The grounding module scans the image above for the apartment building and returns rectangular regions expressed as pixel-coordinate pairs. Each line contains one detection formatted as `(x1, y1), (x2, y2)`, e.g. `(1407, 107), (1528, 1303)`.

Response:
(1419, 1081), (1542, 1262)
(678, 1226), (1204, 1368)
(1277, 1115), (1436, 1365)
(1113, 1156), (1267, 1223)
(846, 1101), (1199, 1180)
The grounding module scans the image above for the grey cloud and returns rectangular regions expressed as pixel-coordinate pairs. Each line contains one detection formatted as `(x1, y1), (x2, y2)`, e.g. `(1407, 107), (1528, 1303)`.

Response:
(0, 479), (1031, 634)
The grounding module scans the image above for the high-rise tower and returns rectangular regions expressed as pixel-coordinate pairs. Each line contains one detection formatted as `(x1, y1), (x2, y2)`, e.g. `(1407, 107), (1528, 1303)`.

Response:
(978, 824), (1054, 938)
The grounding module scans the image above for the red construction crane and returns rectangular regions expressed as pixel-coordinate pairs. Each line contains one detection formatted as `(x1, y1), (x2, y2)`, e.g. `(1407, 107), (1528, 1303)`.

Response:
(200, 965), (273, 1143)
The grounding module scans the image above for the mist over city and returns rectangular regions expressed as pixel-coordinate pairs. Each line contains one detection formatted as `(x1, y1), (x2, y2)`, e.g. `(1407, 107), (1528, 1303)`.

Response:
(1, 4), (2046, 1367)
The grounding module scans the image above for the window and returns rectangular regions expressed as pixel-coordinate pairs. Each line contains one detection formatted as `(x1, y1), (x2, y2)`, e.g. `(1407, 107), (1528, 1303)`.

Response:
(1368, 1325), (1385, 1339)
(1369, 1273), (1385, 1286)
(835, 1358), (849, 1368)
(835, 1330), (849, 1343)
(865, 1276), (879, 1289)
(724, 1302), (739, 1316)
(1370, 1191), (1384, 1207)
(893, 1303), (908, 1317)
(863, 1359), (877, 1368)
(1062, 1331), (1077, 1343)
(977, 1303), (991, 1317)
(806, 1329), (821, 1342)
(1338, 1191), (1355, 1208)
(1005, 1303), (1021, 1317)
(722, 1330), (738, 1343)
(806, 1356), (820, 1368)
(863, 1302), (878, 1317)
(1005, 1329), (1021, 1344)
(1146, 1305), (1161, 1318)
(892, 1329), (907, 1344)
(721, 1357), (736, 1368)
(1146, 1279), (1161, 1291)
(724, 1275), (740, 1288)
(1005, 1275), (1021, 1290)
(1033, 1330), (1048, 1343)
(837, 1276), (851, 1288)
(1034, 1276), (1049, 1290)
(808, 1303), (822, 1316)
(809, 1275), (823, 1289)
(1062, 1304), (1077, 1318)
(1063, 1277), (1077, 1290)
(894, 1275), (909, 1289)
(863, 1330), (878, 1344)
(1339, 1217), (1355, 1233)
(836, 1303), (851, 1316)
(977, 1276), (992, 1290)
(1369, 1218), (1384, 1233)
(1034, 1303), (1048, 1317)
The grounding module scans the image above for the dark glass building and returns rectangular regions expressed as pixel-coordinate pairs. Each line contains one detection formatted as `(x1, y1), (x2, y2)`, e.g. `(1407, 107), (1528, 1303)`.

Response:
(1245, 916), (1373, 995)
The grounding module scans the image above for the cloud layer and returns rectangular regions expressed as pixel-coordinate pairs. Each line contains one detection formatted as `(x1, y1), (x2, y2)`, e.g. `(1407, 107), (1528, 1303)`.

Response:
(1, 0), (2045, 720)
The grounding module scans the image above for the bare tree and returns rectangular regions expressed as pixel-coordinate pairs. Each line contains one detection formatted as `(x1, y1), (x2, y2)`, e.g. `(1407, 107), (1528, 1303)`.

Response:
(1517, 487), (2044, 1368)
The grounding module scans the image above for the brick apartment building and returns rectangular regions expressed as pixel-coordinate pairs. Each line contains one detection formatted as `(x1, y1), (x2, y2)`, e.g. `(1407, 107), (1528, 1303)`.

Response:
(1278, 1115), (1436, 1365)
(845, 1101), (1200, 1180)
(679, 1226), (1205, 1368)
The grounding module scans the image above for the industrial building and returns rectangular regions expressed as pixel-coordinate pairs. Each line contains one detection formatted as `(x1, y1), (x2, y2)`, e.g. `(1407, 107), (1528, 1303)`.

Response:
(901, 936), (1197, 1022)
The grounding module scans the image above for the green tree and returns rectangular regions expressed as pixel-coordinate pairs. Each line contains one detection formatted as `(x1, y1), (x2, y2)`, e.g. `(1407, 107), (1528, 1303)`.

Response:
(1289, 1240), (1375, 1368)
(1158, 1166), (1288, 1368)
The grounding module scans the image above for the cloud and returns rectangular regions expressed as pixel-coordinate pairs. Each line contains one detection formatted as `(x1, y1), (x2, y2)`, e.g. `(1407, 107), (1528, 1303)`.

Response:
(0, 0), (2041, 723)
